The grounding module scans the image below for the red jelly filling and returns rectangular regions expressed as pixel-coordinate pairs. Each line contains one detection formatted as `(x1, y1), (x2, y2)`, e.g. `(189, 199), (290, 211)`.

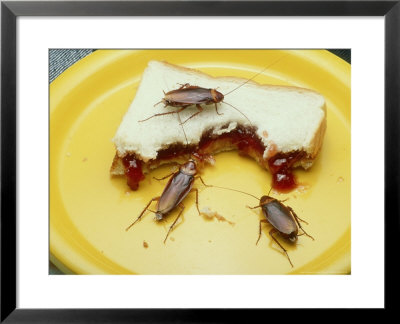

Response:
(157, 143), (194, 161)
(122, 155), (145, 190)
(121, 126), (306, 193)
(198, 126), (264, 157)
(233, 128), (265, 156)
(268, 151), (305, 192)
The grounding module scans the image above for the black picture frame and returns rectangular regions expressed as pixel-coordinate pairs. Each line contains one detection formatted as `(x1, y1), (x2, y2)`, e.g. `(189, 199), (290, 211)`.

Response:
(1, 0), (398, 321)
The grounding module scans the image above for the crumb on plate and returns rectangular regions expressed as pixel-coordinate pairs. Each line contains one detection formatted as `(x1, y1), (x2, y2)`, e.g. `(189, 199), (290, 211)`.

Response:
(200, 207), (235, 226)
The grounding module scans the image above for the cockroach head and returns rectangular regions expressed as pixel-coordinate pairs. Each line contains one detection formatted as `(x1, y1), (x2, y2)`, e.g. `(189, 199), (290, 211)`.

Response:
(260, 195), (275, 205)
(211, 89), (224, 103)
(288, 233), (298, 243)
(191, 152), (215, 168)
(180, 160), (197, 176)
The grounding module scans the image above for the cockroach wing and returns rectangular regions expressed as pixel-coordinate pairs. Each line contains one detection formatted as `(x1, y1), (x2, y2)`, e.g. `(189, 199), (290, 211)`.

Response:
(263, 201), (297, 235)
(156, 173), (194, 215)
(165, 88), (212, 105)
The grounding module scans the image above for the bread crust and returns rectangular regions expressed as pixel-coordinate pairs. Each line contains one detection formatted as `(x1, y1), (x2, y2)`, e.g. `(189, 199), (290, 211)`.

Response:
(157, 60), (325, 99)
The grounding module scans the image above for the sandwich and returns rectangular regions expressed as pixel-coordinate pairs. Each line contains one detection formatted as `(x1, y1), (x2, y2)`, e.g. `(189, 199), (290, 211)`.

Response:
(111, 60), (326, 191)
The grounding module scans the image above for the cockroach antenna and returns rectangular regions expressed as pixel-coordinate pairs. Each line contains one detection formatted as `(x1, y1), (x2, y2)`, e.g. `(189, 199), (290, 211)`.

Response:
(222, 101), (253, 126)
(223, 54), (290, 97)
(203, 182), (260, 201)
(176, 111), (189, 146)
(176, 111), (193, 161)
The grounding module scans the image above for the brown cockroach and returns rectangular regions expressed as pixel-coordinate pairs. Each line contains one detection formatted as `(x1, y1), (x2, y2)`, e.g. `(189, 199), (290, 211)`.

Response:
(139, 83), (251, 125)
(125, 159), (209, 243)
(205, 185), (314, 267)
(248, 194), (314, 268)
(139, 55), (288, 125)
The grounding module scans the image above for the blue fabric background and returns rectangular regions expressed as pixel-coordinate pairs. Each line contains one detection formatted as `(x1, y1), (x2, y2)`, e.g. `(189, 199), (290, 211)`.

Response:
(49, 49), (350, 83)
(49, 49), (95, 83)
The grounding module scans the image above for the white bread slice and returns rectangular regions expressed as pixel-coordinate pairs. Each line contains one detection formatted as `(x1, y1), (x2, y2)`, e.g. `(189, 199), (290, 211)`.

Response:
(111, 61), (326, 184)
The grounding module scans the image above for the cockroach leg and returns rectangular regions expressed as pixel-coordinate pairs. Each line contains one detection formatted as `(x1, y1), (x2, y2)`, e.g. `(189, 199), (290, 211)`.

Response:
(180, 104), (203, 125)
(287, 206), (314, 240)
(164, 203), (185, 243)
(177, 83), (191, 90)
(153, 162), (181, 181)
(269, 228), (294, 268)
(196, 175), (211, 187)
(256, 219), (269, 245)
(190, 188), (201, 215)
(214, 103), (223, 116)
(247, 205), (261, 210)
(139, 106), (187, 122)
(153, 172), (175, 181)
(153, 100), (164, 107)
(287, 206), (308, 224)
(126, 196), (160, 231)
(300, 228), (314, 240)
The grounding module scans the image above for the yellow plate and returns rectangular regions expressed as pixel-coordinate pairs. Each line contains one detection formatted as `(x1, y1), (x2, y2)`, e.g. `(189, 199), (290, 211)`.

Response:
(50, 49), (350, 274)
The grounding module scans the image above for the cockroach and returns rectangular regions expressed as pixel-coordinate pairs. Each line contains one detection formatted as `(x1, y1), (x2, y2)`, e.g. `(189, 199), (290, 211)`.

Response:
(139, 83), (251, 125)
(204, 184), (314, 267)
(139, 55), (288, 125)
(247, 195), (314, 268)
(125, 159), (209, 243)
